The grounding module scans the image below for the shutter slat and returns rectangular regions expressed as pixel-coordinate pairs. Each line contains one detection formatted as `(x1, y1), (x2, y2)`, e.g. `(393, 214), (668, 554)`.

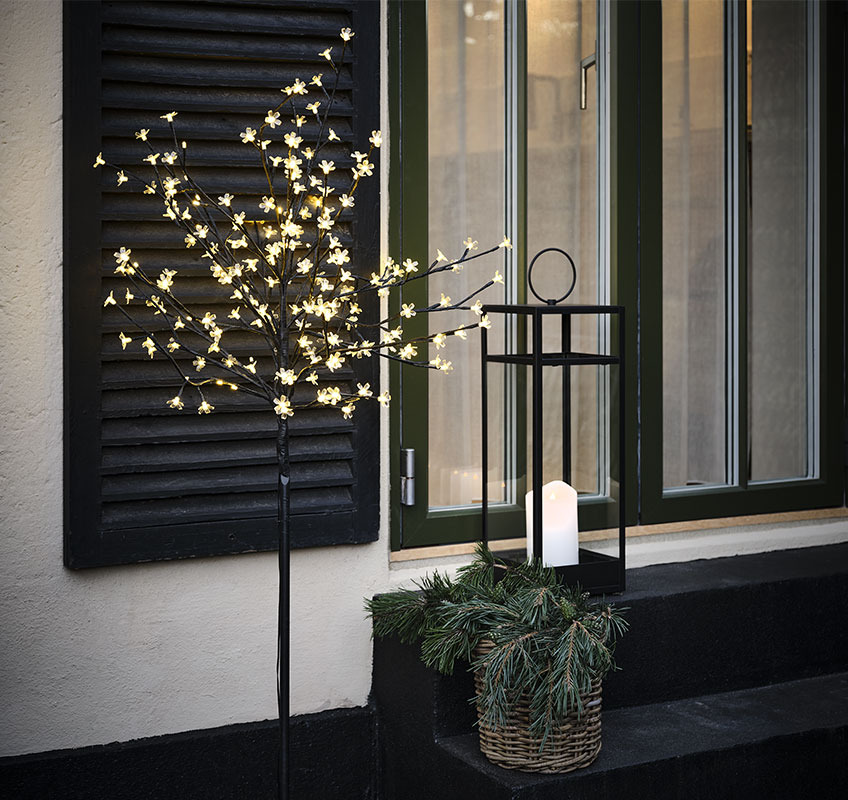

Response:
(101, 486), (354, 530)
(101, 81), (353, 113)
(101, 433), (353, 474)
(103, 26), (351, 62)
(101, 408), (350, 445)
(101, 2), (351, 35)
(102, 54), (340, 87)
(102, 460), (353, 500)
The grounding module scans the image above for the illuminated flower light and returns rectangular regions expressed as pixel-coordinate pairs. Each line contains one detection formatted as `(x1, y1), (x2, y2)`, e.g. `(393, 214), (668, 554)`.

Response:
(355, 159), (374, 177)
(160, 111), (178, 122)
(93, 152), (105, 167)
(265, 110), (281, 128)
(283, 132), (302, 150)
(340, 27), (354, 41)
(274, 396), (294, 418)
(240, 127), (257, 144)
(197, 400), (214, 414)
(369, 130), (382, 147)
(325, 353), (344, 371)
(114, 247), (132, 266)
(118, 332), (132, 350)
(135, 129), (149, 141)
(157, 269), (176, 291)
(167, 396), (184, 410)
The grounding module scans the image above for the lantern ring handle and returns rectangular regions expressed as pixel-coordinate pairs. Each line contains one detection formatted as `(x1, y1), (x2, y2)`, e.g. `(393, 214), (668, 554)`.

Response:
(527, 248), (577, 305)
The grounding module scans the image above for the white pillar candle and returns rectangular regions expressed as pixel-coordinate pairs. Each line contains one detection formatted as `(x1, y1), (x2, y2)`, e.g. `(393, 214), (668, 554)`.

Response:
(525, 480), (579, 567)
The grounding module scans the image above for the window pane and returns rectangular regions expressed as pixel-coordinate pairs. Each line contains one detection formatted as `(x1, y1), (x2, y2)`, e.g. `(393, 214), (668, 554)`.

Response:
(527, 0), (600, 496)
(661, 0), (727, 489)
(427, 0), (506, 507)
(748, 0), (812, 481)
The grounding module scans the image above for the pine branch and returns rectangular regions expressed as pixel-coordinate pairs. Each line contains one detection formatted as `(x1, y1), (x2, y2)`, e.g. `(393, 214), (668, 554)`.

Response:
(364, 544), (628, 748)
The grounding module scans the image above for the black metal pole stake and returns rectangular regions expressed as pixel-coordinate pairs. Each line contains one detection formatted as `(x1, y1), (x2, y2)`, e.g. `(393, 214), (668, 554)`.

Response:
(276, 417), (291, 800)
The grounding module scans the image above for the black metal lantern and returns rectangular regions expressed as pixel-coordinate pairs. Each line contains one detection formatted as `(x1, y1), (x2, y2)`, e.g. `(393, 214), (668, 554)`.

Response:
(480, 249), (626, 594)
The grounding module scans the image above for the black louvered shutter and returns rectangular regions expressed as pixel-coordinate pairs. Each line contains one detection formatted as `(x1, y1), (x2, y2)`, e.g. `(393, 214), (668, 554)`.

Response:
(65, 0), (380, 567)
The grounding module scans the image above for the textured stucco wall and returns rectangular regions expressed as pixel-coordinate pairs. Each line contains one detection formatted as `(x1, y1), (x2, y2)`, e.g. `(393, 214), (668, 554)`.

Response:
(1, 0), (846, 762)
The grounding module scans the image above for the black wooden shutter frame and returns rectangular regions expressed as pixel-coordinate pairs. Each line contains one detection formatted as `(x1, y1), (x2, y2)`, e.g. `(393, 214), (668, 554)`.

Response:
(64, 0), (380, 568)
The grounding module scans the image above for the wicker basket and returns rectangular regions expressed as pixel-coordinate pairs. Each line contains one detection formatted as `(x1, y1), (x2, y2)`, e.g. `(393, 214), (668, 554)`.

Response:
(473, 642), (603, 773)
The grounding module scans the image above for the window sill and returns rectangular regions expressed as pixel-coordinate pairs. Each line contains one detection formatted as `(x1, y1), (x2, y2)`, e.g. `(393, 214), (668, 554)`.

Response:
(389, 506), (848, 563)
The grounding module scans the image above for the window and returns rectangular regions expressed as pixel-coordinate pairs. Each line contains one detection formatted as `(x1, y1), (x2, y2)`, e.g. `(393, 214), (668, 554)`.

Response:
(391, 0), (845, 551)
(64, 0), (380, 568)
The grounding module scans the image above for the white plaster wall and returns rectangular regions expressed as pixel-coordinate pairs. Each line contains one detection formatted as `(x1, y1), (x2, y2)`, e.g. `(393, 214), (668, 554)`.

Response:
(1, 0), (846, 761)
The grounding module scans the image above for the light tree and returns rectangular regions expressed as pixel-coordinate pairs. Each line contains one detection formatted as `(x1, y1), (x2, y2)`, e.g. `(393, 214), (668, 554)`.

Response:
(94, 26), (509, 798)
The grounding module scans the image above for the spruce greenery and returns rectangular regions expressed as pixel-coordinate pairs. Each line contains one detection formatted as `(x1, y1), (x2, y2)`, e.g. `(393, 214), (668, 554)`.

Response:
(366, 544), (627, 747)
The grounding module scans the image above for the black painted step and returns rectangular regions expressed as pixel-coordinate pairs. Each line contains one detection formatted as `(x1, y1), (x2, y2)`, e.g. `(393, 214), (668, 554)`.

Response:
(373, 543), (848, 800)
(604, 542), (848, 709)
(437, 672), (848, 800)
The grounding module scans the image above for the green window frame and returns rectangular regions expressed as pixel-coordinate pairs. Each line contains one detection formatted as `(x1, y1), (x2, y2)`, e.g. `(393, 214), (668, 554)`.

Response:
(389, 0), (845, 553)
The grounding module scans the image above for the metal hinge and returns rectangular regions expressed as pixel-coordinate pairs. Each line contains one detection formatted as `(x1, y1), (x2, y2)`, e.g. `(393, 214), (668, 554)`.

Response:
(400, 448), (415, 506)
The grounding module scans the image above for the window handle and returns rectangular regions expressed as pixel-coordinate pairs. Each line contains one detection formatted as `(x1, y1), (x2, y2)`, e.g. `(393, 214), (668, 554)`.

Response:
(580, 50), (597, 110)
